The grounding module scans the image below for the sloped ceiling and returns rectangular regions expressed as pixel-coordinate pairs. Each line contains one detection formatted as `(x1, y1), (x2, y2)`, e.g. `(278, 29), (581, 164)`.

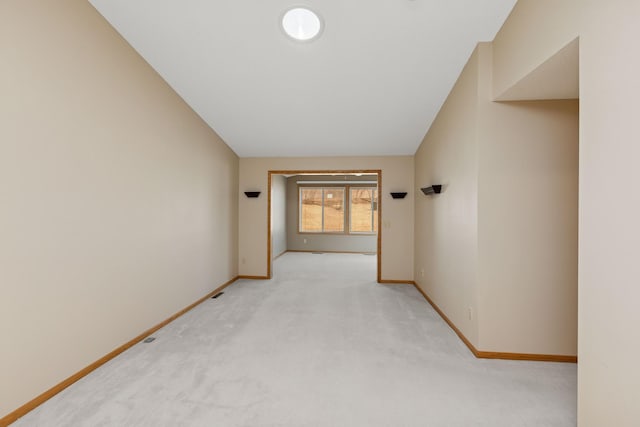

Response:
(89, 0), (517, 157)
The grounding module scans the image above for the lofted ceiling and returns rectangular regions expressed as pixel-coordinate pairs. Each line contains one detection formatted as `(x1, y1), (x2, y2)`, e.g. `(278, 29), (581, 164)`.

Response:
(89, 0), (517, 158)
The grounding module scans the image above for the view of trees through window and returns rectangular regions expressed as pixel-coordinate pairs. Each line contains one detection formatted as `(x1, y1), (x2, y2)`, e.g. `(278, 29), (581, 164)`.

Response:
(350, 188), (378, 233)
(300, 188), (344, 232)
(299, 186), (377, 234)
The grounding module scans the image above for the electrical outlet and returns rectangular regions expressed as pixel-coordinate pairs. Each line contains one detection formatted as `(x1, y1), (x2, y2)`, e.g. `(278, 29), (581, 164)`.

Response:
(241, 257), (246, 265)
(303, 238), (307, 244)
(420, 269), (425, 278)
(468, 307), (473, 320)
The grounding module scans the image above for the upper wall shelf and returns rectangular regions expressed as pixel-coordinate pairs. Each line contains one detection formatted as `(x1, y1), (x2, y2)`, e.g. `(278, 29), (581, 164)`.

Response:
(420, 185), (442, 195)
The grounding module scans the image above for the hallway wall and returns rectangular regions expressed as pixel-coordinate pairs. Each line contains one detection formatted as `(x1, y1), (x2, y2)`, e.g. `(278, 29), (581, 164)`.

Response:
(476, 43), (579, 355)
(0, 0), (239, 418)
(239, 157), (414, 281)
(492, 1), (640, 424)
(414, 43), (579, 356)
(413, 48), (481, 346)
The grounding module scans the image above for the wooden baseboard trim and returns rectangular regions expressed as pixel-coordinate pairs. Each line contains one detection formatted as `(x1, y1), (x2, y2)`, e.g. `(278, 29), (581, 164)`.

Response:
(237, 275), (270, 280)
(475, 351), (577, 363)
(411, 281), (479, 357)
(286, 250), (376, 255)
(379, 279), (415, 284)
(0, 276), (241, 426)
(411, 281), (577, 364)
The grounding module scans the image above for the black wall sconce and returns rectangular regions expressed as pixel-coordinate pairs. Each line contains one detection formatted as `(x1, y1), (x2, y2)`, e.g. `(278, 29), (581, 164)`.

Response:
(390, 192), (407, 199)
(244, 191), (261, 198)
(421, 185), (442, 195)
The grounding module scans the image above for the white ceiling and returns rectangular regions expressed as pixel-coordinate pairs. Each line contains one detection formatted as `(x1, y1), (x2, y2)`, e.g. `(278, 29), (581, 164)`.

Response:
(89, 0), (517, 158)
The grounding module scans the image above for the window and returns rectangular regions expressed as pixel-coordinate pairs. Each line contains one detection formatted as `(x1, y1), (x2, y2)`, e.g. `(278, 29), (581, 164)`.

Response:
(300, 188), (344, 233)
(299, 186), (377, 234)
(350, 188), (378, 233)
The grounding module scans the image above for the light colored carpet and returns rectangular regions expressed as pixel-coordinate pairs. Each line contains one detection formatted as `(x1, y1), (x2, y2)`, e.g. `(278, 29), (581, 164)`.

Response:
(14, 253), (576, 426)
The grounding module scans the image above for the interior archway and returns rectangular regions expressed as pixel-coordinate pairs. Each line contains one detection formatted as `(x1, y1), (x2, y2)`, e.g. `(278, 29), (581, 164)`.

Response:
(267, 170), (382, 282)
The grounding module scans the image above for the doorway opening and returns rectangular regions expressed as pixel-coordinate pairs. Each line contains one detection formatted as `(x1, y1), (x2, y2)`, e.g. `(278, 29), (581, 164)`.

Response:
(267, 170), (382, 282)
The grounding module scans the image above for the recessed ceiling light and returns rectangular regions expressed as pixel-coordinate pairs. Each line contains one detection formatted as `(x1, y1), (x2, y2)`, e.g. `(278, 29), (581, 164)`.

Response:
(281, 7), (323, 41)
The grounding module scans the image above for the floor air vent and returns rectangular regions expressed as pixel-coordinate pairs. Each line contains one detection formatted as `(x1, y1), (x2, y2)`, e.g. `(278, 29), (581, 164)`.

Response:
(312, 252), (323, 254)
(211, 292), (224, 299)
(143, 337), (156, 343)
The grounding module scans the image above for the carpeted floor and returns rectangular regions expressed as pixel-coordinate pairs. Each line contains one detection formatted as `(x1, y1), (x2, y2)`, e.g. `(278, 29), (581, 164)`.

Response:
(14, 252), (576, 426)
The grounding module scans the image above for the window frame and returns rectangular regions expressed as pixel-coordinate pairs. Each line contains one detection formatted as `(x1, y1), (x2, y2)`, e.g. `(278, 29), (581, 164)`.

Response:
(297, 184), (377, 235)
(348, 187), (378, 235)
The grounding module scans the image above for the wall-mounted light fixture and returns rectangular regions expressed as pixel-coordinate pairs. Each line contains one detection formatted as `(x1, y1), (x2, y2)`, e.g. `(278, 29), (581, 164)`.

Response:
(420, 185), (442, 195)
(244, 191), (261, 198)
(390, 192), (407, 199)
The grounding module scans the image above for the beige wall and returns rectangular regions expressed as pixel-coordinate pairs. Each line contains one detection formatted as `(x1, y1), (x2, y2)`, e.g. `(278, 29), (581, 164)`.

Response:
(286, 175), (378, 253)
(477, 96), (579, 355)
(271, 175), (287, 258)
(239, 157), (414, 281)
(0, 0), (238, 418)
(414, 47), (481, 345)
(476, 44), (579, 355)
(492, 1), (640, 424)
(492, 0), (582, 99)
(414, 41), (579, 356)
